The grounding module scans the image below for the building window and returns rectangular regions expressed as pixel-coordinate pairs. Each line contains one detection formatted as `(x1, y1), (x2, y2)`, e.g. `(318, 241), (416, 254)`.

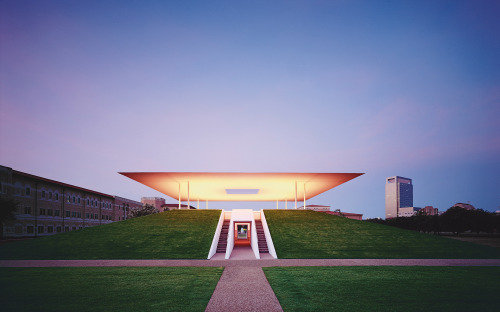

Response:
(71, 211), (76, 218)
(77, 198), (81, 204)
(55, 193), (59, 201)
(48, 226), (54, 233)
(72, 196), (75, 203)
(77, 212), (81, 218)
(72, 226), (76, 231)
(67, 196), (70, 203)
(56, 226), (62, 233)
(47, 209), (52, 216)
(26, 187), (31, 196)
(54, 210), (60, 216)
(49, 192), (52, 199)
(27, 225), (34, 233)
(42, 190), (45, 198)
(86, 213), (89, 219)
(87, 199), (89, 205)
(64, 226), (69, 232)
(66, 211), (71, 217)
(38, 225), (44, 233)
(39, 208), (46, 215)
(24, 206), (31, 214)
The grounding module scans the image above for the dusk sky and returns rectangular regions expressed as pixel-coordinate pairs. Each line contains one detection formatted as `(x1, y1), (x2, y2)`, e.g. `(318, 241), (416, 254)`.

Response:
(1, 0), (499, 218)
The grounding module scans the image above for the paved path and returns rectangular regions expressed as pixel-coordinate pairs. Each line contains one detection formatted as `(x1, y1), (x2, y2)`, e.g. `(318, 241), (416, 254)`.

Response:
(1, 258), (499, 267)
(205, 267), (283, 312)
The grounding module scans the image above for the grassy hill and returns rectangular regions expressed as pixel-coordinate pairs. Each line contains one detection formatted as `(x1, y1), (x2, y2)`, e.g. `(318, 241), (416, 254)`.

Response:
(0, 210), (221, 260)
(264, 210), (500, 259)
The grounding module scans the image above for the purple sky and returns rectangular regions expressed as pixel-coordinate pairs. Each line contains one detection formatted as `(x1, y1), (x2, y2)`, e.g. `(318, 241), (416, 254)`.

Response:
(1, 0), (499, 218)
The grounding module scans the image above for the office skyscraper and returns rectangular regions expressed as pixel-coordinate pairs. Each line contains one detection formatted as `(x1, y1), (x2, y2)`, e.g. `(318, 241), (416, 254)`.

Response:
(385, 176), (413, 219)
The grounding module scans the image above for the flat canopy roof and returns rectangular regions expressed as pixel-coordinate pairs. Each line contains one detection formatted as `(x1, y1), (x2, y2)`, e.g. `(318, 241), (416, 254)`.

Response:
(120, 172), (364, 202)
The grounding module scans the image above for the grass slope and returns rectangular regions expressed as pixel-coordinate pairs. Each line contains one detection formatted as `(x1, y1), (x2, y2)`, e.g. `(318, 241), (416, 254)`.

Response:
(264, 266), (500, 312)
(0, 267), (223, 312)
(0, 210), (221, 260)
(264, 210), (500, 259)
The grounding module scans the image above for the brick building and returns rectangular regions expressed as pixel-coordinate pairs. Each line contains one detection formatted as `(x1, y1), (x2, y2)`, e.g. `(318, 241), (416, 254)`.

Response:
(419, 205), (439, 215)
(141, 197), (166, 210)
(0, 165), (142, 238)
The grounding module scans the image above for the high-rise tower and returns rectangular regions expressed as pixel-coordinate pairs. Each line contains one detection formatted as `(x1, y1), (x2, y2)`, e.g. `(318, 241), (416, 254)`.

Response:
(385, 176), (413, 219)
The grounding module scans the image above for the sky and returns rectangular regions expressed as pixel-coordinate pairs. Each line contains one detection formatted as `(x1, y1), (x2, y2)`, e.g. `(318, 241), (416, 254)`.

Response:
(1, 0), (499, 218)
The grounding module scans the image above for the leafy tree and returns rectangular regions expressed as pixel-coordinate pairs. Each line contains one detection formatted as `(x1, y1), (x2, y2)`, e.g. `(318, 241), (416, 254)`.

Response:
(0, 196), (18, 239)
(440, 207), (471, 236)
(128, 204), (158, 218)
(470, 209), (495, 234)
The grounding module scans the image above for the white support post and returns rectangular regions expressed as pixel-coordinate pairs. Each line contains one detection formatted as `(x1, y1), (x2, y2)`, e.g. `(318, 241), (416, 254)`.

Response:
(178, 183), (181, 210)
(187, 181), (190, 210)
(295, 181), (297, 209)
(303, 182), (306, 210)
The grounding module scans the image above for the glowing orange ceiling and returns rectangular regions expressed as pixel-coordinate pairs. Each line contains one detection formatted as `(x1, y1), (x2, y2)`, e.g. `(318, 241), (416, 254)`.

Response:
(119, 172), (364, 202)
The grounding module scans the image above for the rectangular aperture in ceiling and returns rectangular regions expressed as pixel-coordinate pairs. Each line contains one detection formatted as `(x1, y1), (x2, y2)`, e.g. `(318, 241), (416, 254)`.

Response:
(225, 189), (260, 194)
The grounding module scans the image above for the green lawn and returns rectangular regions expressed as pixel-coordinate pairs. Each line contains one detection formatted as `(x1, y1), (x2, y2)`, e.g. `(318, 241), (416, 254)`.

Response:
(264, 210), (500, 258)
(0, 267), (223, 312)
(264, 266), (500, 312)
(0, 210), (221, 259)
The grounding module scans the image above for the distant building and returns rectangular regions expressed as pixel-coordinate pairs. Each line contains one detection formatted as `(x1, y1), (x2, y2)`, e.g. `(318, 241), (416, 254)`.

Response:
(297, 205), (363, 220)
(452, 203), (475, 210)
(297, 205), (330, 212)
(324, 211), (363, 221)
(385, 176), (413, 219)
(0, 165), (142, 238)
(397, 207), (421, 217)
(161, 203), (196, 211)
(141, 197), (165, 210)
(419, 205), (439, 216)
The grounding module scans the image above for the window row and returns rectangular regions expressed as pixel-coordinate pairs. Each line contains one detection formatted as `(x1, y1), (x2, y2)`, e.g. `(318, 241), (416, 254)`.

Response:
(38, 208), (61, 216)
(24, 187), (112, 208)
(27, 225), (84, 234)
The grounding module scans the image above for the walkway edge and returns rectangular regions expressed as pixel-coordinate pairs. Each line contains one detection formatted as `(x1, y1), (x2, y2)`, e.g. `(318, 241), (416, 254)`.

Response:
(1, 259), (499, 267)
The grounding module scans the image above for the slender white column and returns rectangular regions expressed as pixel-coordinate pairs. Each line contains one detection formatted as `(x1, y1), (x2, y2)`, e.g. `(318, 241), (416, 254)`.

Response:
(294, 181), (297, 209)
(303, 183), (306, 210)
(178, 183), (181, 210)
(187, 181), (190, 210)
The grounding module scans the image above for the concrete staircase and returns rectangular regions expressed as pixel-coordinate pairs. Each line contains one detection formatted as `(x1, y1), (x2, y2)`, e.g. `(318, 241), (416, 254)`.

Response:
(216, 220), (230, 253)
(255, 220), (269, 253)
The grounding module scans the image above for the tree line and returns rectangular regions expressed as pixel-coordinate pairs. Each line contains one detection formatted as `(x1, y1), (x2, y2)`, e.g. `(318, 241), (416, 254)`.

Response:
(366, 207), (500, 236)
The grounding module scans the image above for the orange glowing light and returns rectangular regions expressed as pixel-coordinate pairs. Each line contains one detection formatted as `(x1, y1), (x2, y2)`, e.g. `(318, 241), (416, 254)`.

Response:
(119, 172), (364, 202)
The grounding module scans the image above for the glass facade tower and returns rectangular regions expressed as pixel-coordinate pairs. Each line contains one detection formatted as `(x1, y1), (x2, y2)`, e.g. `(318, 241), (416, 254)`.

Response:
(385, 176), (413, 219)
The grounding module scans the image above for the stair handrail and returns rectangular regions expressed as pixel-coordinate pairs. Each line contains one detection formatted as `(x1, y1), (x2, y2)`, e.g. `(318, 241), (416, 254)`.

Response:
(251, 216), (260, 259)
(207, 209), (225, 259)
(225, 219), (234, 259)
(260, 210), (278, 259)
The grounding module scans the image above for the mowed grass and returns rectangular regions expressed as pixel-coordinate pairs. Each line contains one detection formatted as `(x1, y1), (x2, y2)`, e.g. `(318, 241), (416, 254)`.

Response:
(0, 210), (220, 259)
(264, 266), (500, 312)
(0, 267), (223, 312)
(264, 210), (500, 258)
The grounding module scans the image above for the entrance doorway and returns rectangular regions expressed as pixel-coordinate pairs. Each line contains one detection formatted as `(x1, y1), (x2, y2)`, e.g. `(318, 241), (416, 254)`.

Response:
(234, 222), (251, 246)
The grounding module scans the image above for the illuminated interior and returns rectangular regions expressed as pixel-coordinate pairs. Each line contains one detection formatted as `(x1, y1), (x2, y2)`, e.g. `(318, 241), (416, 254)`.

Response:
(119, 172), (364, 201)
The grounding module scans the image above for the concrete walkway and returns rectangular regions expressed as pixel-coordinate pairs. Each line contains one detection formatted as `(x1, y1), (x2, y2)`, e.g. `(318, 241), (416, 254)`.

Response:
(1, 258), (499, 267)
(205, 267), (283, 312)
